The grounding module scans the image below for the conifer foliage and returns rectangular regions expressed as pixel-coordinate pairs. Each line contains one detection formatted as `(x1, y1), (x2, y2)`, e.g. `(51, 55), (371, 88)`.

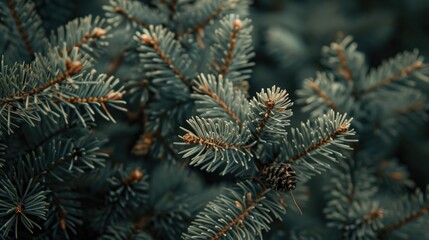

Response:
(0, 0), (428, 239)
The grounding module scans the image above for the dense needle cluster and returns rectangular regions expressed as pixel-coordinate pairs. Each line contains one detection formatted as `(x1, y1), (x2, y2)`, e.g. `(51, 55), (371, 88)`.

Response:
(0, 0), (428, 240)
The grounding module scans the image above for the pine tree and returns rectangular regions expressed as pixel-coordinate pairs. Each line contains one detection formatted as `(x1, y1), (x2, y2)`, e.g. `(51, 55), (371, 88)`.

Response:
(0, 0), (428, 240)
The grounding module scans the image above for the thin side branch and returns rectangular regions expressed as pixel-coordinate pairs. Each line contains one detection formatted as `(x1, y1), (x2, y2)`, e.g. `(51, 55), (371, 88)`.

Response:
(160, 0), (177, 21)
(59, 91), (123, 117)
(106, 53), (124, 77)
(196, 85), (241, 124)
(13, 120), (81, 159)
(50, 192), (69, 231)
(254, 99), (275, 141)
(114, 7), (149, 27)
(364, 61), (424, 94)
(140, 35), (191, 86)
(251, 99), (275, 170)
(332, 43), (354, 83)
(32, 154), (75, 181)
(363, 209), (384, 222)
(67, 27), (107, 53)
(210, 189), (266, 240)
(61, 91), (123, 104)
(393, 102), (424, 115)
(106, 47), (135, 77)
(7, 0), (33, 56)
(378, 204), (429, 235)
(178, 3), (226, 37)
(286, 123), (350, 163)
(307, 81), (339, 112)
(220, 19), (242, 77)
(182, 133), (248, 151)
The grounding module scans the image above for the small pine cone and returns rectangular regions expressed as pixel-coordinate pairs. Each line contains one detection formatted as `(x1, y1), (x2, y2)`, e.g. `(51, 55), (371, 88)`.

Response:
(262, 162), (296, 191)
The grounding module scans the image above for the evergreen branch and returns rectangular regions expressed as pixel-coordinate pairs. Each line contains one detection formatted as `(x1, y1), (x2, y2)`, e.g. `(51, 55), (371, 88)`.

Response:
(286, 122), (349, 164)
(25, 136), (107, 182)
(0, 51), (123, 131)
(368, 89), (428, 142)
(364, 61), (424, 94)
(1, 59), (82, 103)
(211, 14), (254, 83)
(324, 159), (380, 239)
(282, 111), (356, 181)
(321, 35), (366, 86)
(379, 204), (429, 235)
(93, 168), (148, 229)
(139, 34), (190, 87)
(376, 159), (415, 192)
(183, 181), (285, 240)
(331, 42), (354, 83)
(177, 117), (255, 176)
(0, 47), (92, 132)
(0, 177), (48, 239)
(6, 0), (33, 56)
(307, 81), (339, 112)
(297, 72), (353, 118)
(361, 50), (429, 95)
(193, 74), (249, 125)
(248, 86), (292, 145)
(340, 203), (384, 240)
(55, 73), (126, 124)
(210, 188), (266, 240)
(220, 19), (241, 77)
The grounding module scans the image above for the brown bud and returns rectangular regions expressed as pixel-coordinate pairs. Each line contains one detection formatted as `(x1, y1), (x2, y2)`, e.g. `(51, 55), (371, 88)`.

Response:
(182, 133), (198, 144)
(265, 99), (275, 108)
(415, 60), (424, 69)
(364, 209), (384, 222)
(66, 59), (83, 75)
(331, 42), (341, 51)
(128, 169), (144, 183)
(140, 34), (153, 44)
(246, 192), (252, 202)
(389, 172), (405, 181)
(60, 218), (67, 230)
(92, 27), (107, 38)
(233, 19), (242, 30)
(106, 91), (123, 100)
(15, 203), (24, 215)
